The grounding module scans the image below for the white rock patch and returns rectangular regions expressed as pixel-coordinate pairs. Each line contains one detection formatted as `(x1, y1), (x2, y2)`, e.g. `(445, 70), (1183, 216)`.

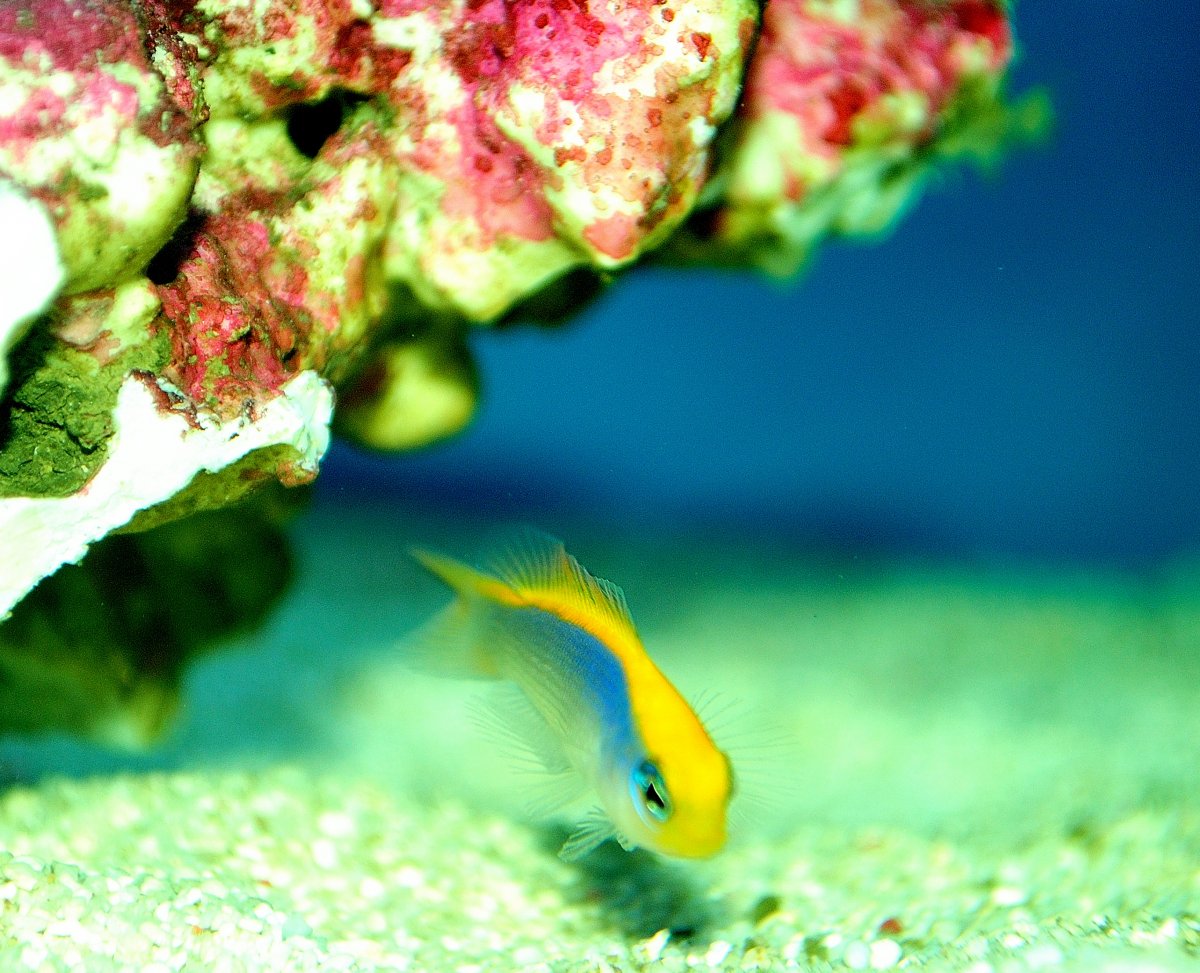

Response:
(0, 370), (332, 620)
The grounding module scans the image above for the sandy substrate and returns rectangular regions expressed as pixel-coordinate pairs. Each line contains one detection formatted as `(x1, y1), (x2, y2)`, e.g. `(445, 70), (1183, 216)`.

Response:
(1, 504), (1197, 971)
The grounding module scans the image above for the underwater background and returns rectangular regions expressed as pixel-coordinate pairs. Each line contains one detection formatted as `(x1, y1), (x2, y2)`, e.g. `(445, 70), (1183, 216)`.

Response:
(1, 3), (1198, 971)
(324, 0), (1200, 569)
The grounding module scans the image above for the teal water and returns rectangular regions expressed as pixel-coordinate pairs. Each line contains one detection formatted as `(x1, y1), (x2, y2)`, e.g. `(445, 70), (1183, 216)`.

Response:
(6, 497), (1198, 850)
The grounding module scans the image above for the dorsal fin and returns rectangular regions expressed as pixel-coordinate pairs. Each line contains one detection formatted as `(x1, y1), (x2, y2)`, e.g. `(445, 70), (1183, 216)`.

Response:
(479, 527), (638, 644)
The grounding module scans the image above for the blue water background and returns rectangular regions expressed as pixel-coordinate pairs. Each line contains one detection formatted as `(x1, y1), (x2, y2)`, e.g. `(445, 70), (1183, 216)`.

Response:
(325, 4), (1200, 569)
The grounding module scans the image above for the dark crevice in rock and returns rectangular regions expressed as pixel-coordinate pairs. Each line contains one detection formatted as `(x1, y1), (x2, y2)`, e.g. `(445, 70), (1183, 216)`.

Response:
(285, 89), (371, 160)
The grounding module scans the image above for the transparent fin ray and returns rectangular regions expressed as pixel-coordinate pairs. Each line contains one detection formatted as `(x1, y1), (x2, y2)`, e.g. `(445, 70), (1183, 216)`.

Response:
(479, 527), (637, 642)
(467, 686), (572, 776)
(466, 686), (588, 820)
(523, 771), (589, 821)
(397, 601), (501, 679)
(559, 809), (618, 861)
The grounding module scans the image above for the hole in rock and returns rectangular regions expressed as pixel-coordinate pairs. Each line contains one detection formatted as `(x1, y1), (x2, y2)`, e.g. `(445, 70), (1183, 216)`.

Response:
(285, 90), (370, 159)
(146, 210), (206, 286)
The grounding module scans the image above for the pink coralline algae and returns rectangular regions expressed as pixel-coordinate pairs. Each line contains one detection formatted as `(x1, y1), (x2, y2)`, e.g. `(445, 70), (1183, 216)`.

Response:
(173, 0), (754, 311)
(752, 0), (1010, 156)
(671, 0), (1031, 272)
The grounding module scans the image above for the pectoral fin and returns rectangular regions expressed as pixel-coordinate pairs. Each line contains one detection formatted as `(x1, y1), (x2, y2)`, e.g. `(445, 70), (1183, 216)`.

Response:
(559, 809), (619, 861)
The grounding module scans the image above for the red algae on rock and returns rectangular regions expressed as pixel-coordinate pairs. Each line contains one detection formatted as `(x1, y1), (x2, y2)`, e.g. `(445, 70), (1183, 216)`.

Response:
(139, 0), (755, 396)
(156, 116), (396, 412)
(666, 0), (1037, 273)
(369, 0), (757, 317)
(747, 0), (1012, 161)
(156, 217), (294, 410)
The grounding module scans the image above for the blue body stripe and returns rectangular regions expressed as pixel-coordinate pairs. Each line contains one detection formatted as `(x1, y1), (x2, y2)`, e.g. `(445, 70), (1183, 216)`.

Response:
(562, 622), (635, 738)
(515, 607), (640, 758)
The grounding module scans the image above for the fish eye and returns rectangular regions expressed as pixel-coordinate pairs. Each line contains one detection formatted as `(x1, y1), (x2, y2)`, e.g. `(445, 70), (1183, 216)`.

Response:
(630, 760), (672, 824)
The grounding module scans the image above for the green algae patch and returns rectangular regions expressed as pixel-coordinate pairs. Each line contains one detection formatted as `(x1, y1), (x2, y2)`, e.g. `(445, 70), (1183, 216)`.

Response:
(0, 288), (170, 499)
(0, 328), (113, 497)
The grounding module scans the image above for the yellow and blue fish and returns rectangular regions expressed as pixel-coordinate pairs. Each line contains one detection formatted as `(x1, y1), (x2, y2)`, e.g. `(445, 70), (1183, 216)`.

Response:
(408, 529), (734, 859)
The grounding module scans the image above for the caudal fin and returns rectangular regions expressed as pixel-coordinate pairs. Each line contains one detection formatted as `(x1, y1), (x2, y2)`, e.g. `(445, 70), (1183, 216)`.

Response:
(403, 548), (509, 678)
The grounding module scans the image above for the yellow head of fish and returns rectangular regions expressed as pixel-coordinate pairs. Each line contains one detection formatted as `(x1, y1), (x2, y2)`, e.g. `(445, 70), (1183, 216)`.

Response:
(605, 726), (734, 858)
